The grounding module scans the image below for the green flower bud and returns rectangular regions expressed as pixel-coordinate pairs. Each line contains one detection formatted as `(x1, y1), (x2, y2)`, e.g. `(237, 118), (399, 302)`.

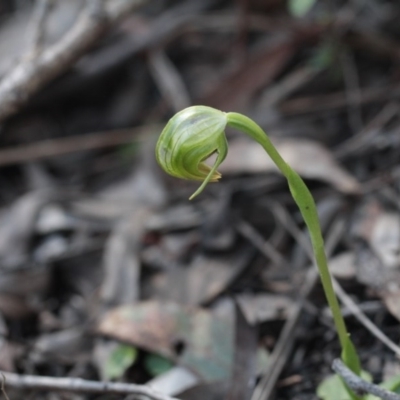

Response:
(155, 106), (229, 199)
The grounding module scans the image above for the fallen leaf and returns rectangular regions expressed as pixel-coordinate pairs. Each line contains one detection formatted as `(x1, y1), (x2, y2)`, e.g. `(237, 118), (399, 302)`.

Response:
(33, 327), (91, 363)
(219, 137), (361, 194)
(328, 252), (357, 279)
(351, 200), (400, 291)
(236, 293), (294, 325)
(0, 191), (53, 268)
(100, 210), (149, 308)
(369, 213), (400, 269)
(97, 301), (234, 382)
(149, 244), (255, 305)
(382, 291), (400, 322)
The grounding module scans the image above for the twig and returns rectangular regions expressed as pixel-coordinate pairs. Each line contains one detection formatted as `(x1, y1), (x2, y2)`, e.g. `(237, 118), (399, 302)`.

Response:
(29, 0), (54, 57)
(76, 0), (216, 77)
(335, 102), (400, 159)
(332, 278), (400, 358)
(87, 0), (107, 18)
(235, 218), (288, 267)
(256, 65), (320, 110)
(0, 374), (10, 400)
(0, 124), (161, 167)
(332, 359), (400, 400)
(0, 0), (148, 123)
(251, 217), (345, 400)
(251, 268), (318, 400)
(279, 84), (400, 115)
(226, 303), (258, 400)
(340, 48), (363, 133)
(0, 371), (179, 400)
(148, 49), (191, 112)
(274, 201), (400, 357)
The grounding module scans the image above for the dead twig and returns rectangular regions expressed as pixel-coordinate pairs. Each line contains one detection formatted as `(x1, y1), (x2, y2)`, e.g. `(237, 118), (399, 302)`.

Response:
(251, 268), (318, 400)
(256, 65), (321, 111)
(226, 303), (258, 400)
(340, 48), (363, 133)
(0, 124), (161, 167)
(236, 218), (288, 268)
(76, 0), (216, 77)
(29, 0), (54, 57)
(279, 85), (400, 115)
(251, 217), (345, 400)
(274, 202), (400, 357)
(0, 371), (179, 400)
(0, 374), (10, 400)
(87, 0), (107, 17)
(0, 0), (148, 123)
(148, 49), (191, 112)
(332, 278), (400, 358)
(335, 102), (400, 159)
(332, 359), (400, 400)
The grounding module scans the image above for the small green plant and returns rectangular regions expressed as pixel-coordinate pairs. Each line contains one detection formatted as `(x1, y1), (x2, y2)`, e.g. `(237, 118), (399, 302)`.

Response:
(145, 354), (174, 377)
(155, 105), (361, 398)
(104, 344), (137, 380)
(156, 107), (400, 399)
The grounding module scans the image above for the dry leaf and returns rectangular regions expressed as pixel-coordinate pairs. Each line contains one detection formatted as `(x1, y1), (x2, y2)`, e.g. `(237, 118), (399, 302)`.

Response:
(100, 210), (150, 308)
(352, 200), (400, 319)
(150, 244), (254, 305)
(97, 300), (234, 382)
(236, 293), (294, 325)
(369, 213), (400, 269)
(219, 137), (361, 194)
(354, 200), (400, 268)
(328, 252), (357, 279)
(383, 291), (400, 322)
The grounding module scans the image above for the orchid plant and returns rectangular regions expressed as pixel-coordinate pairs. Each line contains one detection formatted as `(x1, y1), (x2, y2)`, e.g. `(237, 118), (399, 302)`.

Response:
(155, 105), (361, 398)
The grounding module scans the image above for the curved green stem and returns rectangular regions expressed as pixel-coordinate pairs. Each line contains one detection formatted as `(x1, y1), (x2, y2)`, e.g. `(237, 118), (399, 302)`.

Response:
(226, 112), (361, 376)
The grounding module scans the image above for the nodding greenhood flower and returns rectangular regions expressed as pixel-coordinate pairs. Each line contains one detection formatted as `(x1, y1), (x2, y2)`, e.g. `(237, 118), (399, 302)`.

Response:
(155, 106), (229, 199)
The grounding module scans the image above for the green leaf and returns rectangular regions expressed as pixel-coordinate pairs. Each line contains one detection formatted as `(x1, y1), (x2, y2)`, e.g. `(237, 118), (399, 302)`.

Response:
(341, 338), (361, 376)
(365, 375), (400, 400)
(104, 344), (137, 380)
(288, 0), (317, 17)
(317, 372), (371, 400)
(145, 354), (174, 377)
(339, 339), (363, 400)
(380, 376), (400, 393)
(98, 301), (234, 382)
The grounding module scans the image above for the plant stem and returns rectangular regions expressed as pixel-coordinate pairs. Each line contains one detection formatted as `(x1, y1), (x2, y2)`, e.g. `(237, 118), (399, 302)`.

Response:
(226, 112), (356, 362)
